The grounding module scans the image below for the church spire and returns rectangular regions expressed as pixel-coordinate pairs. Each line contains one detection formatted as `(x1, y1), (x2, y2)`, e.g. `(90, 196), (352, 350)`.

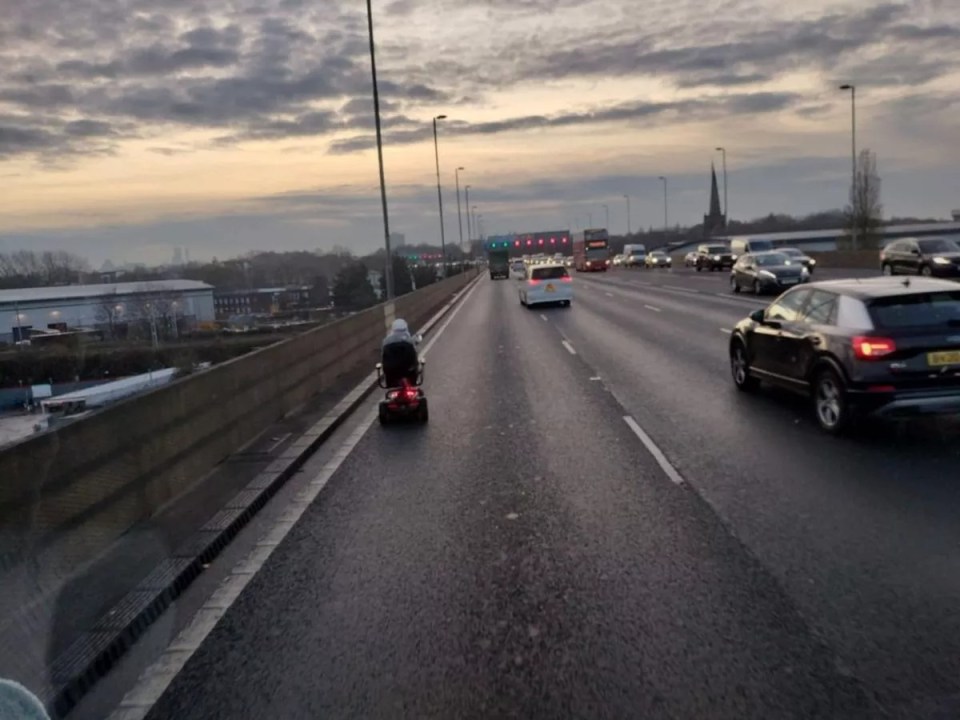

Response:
(703, 162), (727, 236)
(709, 163), (722, 218)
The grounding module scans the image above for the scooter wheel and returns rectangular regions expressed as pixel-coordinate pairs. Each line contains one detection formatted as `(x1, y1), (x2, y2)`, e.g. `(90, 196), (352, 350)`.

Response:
(418, 398), (429, 423)
(378, 405), (390, 425)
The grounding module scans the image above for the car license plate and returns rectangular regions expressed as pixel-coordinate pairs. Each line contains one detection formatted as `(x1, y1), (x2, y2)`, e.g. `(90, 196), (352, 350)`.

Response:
(781, 278), (798, 285)
(928, 350), (960, 366)
(545, 283), (555, 292)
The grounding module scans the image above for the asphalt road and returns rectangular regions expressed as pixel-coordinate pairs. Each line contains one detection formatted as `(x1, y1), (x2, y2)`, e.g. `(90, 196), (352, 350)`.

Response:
(141, 268), (960, 719)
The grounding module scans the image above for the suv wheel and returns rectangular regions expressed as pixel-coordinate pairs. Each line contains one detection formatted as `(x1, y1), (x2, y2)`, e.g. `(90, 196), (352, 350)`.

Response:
(813, 367), (850, 434)
(730, 275), (740, 294)
(696, 263), (702, 272)
(730, 340), (759, 391)
(881, 263), (893, 276)
(921, 265), (933, 277)
(753, 279), (762, 295)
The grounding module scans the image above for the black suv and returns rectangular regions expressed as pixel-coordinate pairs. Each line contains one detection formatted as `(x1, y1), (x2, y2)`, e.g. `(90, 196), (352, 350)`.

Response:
(880, 237), (960, 277)
(729, 277), (960, 433)
(695, 243), (733, 271)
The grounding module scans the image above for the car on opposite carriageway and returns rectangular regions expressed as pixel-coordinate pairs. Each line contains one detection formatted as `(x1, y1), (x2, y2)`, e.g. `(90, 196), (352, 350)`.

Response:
(645, 250), (672, 268)
(695, 243), (734, 271)
(729, 276), (960, 433)
(779, 247), (817, 273)
(731, 251), (808, 294)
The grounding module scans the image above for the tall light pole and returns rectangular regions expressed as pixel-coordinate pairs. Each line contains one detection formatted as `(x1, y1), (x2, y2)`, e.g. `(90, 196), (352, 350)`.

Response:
(471, 205), (479, 242)
(476, 213), (484, 241)
(455, 167), (465, 252)
(432, 114), (448, 275)
(715, 146), (728, 227)
(839, 83), (858, 251)
(365, 0), (394, 299)
(602, 204), (609, 230)
(658, 176), (669, 237)
(623, 194), (631, 235)
(464, 185), (472, 241)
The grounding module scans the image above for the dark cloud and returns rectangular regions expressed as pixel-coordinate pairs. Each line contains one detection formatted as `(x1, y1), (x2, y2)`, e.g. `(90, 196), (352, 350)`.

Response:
(0, 0), (956, 165)
(327, 92), (803, 154)
(64, 119), (116, 137)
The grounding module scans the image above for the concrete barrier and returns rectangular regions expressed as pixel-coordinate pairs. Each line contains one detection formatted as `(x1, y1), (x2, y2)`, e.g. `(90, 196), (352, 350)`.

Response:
(0, 270), (478, 576)
(808, 250), (879, 269)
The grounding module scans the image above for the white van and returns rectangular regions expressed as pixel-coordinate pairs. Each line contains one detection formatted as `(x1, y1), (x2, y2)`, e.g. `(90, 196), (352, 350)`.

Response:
(730, 237), (775, 259)
(622, 243), (647, 268)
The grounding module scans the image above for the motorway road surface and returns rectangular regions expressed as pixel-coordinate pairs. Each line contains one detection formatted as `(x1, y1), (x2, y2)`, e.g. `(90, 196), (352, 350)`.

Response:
(138, 268), (960, 720)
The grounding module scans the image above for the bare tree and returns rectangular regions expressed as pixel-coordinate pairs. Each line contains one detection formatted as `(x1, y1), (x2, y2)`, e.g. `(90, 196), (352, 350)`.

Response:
(845, 149), (883, 250)
(95, 291), (124, 339)
(0, 249), (89, 287)
(125, 285), (184, 345)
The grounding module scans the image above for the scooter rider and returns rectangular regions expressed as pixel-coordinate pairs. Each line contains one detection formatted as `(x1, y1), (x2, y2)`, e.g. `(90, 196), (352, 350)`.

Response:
(381, 319), (421, 387)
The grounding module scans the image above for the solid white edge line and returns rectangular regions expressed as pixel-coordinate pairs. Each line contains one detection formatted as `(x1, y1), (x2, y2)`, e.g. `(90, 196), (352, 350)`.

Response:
(108, 275), (483, 720)
(643, 304), (661, 312)
(540, 313), (547, 321)
(623, 416), (685, 486)
(605, 292), (614, 297)
(720, 328), (732, 334)
(561, 340), (577, 355)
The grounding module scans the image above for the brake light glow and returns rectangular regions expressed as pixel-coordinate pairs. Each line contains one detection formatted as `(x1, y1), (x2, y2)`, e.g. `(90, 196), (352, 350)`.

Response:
(528, 278), (541, 286)
(866, 384), (896, 393)
(853, 336), (897, 360)
(561, 276), (571, 282)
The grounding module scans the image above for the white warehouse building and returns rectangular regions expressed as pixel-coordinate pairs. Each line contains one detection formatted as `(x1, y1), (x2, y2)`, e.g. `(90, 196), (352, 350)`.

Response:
(0, 280), (215, 343)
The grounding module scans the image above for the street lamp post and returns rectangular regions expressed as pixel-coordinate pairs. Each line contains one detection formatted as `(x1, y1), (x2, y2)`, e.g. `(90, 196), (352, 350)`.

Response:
(365, 0), (394, 299)
(658, 176), (669, 237)
(464, 185), (472, 241)
(455, 167), (465, 252)
(715, 146), (728, 226)
(432, 114), (448, 276)
(471, 205), (479, 242)
(602, 204), (609, 230)
(839, 84), (858, 251)
(623, 194), (631, 235)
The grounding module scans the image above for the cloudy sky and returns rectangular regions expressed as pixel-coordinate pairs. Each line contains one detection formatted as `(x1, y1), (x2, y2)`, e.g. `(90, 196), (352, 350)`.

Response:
(0, 0), (958, 265)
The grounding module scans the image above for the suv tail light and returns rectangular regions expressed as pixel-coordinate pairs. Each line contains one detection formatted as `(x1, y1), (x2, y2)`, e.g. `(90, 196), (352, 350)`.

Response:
(852, 336), (897, 360)
(528, 278), (541, 286)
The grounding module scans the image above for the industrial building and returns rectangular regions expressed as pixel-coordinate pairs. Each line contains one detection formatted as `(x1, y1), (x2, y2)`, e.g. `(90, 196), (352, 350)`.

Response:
(0, 280), (214, 344)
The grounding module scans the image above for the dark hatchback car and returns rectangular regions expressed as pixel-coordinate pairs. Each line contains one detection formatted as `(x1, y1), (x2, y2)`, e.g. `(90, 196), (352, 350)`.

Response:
(880, 237), (960, 277)
(729, 277), (960, 433)
(695, 243), (734, 271)
(780, 247), (817, 273)
(730, 251), (807, 294)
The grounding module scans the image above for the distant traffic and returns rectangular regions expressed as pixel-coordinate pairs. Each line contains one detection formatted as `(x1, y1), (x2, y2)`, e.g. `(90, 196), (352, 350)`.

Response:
(484, 227), (960, 435)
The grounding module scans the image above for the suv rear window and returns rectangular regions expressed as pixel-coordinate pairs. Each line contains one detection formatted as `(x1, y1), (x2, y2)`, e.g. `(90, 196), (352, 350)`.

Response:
(703, 245), (727, 253)
(869, 291), (960, 328)
(532, 266), (569, 280)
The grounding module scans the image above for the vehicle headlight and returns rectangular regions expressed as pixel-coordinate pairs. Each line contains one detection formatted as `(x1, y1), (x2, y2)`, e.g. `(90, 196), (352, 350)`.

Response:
(933, 256), (951, 265)
(801, 267), (810, 278)
(759, 270), (776, 279)
(713, 255), (721, 261)
(808, 258), (816, 265)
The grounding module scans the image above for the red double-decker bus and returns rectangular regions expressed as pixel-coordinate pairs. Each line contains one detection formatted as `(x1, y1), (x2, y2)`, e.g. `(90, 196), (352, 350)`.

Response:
(572, 229), (610, 271)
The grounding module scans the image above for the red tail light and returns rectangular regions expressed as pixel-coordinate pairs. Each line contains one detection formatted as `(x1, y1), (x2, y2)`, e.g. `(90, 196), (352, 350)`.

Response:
(528, 278), (541, 286)
(853, 336), (897, 360)
(561, 276), (572, 282)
